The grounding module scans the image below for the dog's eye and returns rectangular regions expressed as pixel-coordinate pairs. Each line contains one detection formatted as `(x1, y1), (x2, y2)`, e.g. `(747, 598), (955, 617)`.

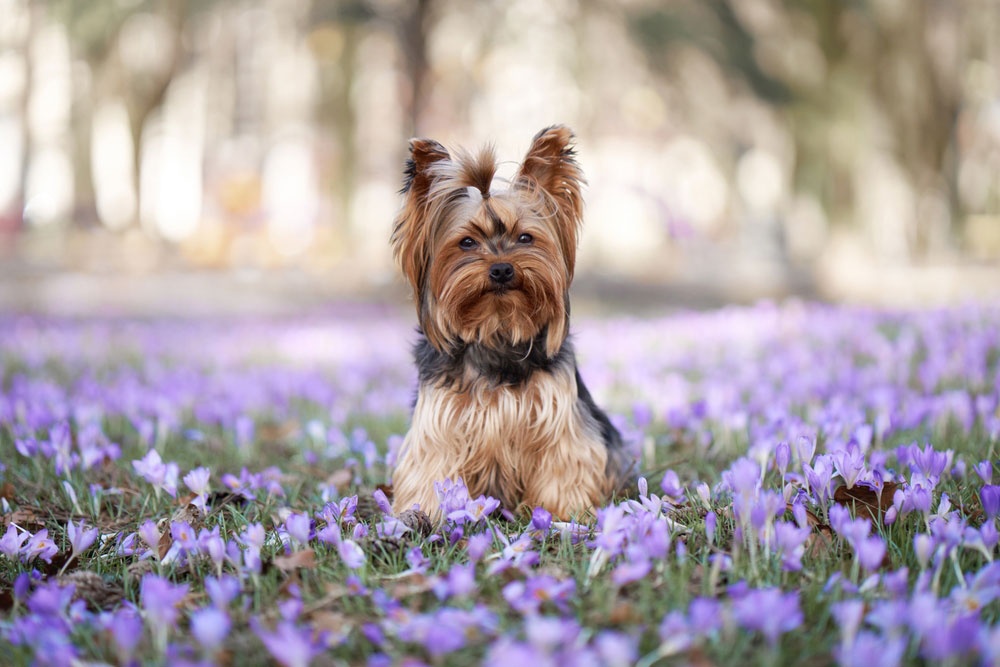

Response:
(517, 233), (533, 244)
(459, 237), (477, 250)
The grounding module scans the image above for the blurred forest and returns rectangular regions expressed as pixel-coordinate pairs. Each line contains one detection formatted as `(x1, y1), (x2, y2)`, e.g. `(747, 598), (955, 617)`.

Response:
(0, 0), (999, 310)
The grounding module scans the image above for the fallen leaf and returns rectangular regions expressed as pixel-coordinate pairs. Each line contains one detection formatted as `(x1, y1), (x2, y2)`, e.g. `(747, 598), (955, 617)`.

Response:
(834, 482), (898, 523)
(609, 600), (641, 625)
(804, 525), (835, 560)
(274, 548), (317, 572)
(686, 646), (719, 667)
(387, 573), (434, 599)
(157, 531), (173, 560)
(170, 503), (204, 528)
(258, 420), (301, 442)
(324, 469), (353, 492)
(3, 507), (44, 530)
(309, 610), (352, 637)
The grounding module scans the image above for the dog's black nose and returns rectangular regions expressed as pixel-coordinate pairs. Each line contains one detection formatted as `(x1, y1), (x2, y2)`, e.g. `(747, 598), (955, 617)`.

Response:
(488, 262), (515, 285)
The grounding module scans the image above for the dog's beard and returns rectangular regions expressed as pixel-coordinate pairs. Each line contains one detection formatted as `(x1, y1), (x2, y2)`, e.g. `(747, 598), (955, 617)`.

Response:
(429, 258), (565, 352)
(436, 282), (564, 348)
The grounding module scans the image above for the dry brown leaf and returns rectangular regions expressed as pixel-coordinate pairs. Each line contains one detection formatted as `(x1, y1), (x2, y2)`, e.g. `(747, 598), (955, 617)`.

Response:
(324, 469), (353, 493)
(805, 525), (835, 560)
(608, 600), (641, 625)
(386, 573), (434, 599)
(3, 507), (44, 529)
(687, 646), (719, 667)
(274, 548), (317, 572)
(0, 483), (16, 501)
(309, 610), (352, 635)
(170, 503), (204, 528)
(258, 420), (301, 442)
(834, 482), (898, 523)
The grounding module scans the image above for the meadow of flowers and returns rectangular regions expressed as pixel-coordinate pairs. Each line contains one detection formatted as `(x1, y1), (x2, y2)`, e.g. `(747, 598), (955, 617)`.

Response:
(1, 301), (999, 666)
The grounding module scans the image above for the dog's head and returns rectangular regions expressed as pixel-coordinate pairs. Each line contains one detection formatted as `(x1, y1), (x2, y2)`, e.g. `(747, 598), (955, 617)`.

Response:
(391, 125), (584, 358)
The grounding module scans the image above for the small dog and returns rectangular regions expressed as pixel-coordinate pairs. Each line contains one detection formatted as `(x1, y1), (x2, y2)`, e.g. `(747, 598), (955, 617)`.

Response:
(390, 125), (632, 520)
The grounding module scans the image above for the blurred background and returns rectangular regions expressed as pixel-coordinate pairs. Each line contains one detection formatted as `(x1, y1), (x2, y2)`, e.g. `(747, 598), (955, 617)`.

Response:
(1, 0), (999, 315)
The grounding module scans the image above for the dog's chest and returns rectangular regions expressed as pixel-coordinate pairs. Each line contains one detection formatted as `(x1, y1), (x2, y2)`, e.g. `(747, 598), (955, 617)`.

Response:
(471, 371), (574, 443)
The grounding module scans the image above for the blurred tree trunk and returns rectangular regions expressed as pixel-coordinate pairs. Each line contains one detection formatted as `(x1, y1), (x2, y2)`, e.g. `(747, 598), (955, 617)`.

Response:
(397, 0), (433, 137)
(125, 0), (187, 230)
(14, 4), (36, 232)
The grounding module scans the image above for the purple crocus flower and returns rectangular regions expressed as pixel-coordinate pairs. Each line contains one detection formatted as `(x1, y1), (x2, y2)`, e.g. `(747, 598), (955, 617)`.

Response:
(831, 599), (865, 648)
(107, 607), (144, 663)
(524, 615), (580, 649)
(484, 638), (547, 666)
(66, 519), (98, 558)
(975, 460), (993, 484)
(372, 488), (393, 515)
(434, 478), (472, 517)
(920, 613), (980, 661)
(688, 597), (724, 636)
(448, 495), (501, 524)
(138, 519), (161, 556)
(141, 574), (189, 627)
(724, 457), (762, 499)
(375, 518), (410, 540)
(905, 442), (952, 485)
(23, 528), (59, 563)
(595, 630), (638, 667)
(404, 546), (430, 574)
(796, 435), (817, 467)
(183, 466), (211, 496)
(190, 607), (231, 651)
(981, 485), (1000, 519)
(132, 449), (179, 497)
(171, 521), (199, 552)
(775, 441), (791, 477)
(284, 512), (312, 546)
(612, 556), (652, 586)
(205, 575), (241, 608)
(466, 532), (493, 562)
(250, 618), (325, 667)
(731, 587), (803, 646)
(338, 539), (365, 569)
(530, 507), (552, 533)
(657, 610), (693, 653)
(705, 511), (717, 546)
(855, 536), (887, 571)
(836, 631), (905, 667)
(26, 579), (76, 624)
(659, 470), (685, 503)
(804, 455), (836, 504)
(0, 523), (28, 558)
(830, 504), (871, 545)
(774, 521), (811, 571)
(835, 443), (867, 489)
(502, 575), (576, 615)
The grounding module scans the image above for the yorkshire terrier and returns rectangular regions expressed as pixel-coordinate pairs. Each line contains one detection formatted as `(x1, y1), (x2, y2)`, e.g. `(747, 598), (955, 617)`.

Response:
(390, 125), (632, 520)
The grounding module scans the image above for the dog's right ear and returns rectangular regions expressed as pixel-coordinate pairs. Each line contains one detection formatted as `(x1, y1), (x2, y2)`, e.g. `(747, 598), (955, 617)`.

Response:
(392, 139), (451, 294)
(401, 139), (450, 199)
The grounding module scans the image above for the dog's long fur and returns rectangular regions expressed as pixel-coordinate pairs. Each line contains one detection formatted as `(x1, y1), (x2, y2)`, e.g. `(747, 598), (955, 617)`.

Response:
(390, 126), (631, 520)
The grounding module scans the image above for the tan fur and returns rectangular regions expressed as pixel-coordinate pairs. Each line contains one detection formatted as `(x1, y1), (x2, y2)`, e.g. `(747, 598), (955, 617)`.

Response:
(391, 366), (612, 521)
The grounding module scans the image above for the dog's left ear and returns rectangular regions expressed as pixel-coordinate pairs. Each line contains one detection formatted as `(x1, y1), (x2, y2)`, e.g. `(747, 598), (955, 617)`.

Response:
(515, 125), (585, 279)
